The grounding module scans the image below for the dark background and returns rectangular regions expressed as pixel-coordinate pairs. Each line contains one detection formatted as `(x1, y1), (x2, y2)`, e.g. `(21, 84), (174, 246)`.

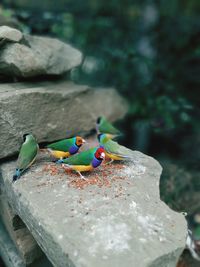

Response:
(0, 0), (200, 266)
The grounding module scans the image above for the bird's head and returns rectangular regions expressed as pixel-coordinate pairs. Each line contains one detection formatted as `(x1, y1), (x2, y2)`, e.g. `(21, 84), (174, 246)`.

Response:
(95, 147), (105, 160)
(98, 133), (115, 143)
(23, 133), (31, 142)
(75, 136), (86, 147)
(96, 116), (102, 125)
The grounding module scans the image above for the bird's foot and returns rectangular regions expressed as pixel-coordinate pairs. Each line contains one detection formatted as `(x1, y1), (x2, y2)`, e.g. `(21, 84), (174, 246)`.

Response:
(106, 159), (114, 165)
(77, 171), (87, 180)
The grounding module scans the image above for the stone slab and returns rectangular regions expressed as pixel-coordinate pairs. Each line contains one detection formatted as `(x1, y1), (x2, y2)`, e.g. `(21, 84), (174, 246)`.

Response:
(0, 193), (25, 230)
(0, 26), (22, 42)
(0, 33), (82, 79)
(0, 81), (128, 159)
(0, 219), (25, 267)
(0, 194), (43, 265)
(0, 149), (187, 267)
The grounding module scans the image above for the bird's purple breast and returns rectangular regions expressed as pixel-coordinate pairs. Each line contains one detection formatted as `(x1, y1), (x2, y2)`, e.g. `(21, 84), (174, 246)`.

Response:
(91, 158), (102, 168)
(69, 145), (79, 155)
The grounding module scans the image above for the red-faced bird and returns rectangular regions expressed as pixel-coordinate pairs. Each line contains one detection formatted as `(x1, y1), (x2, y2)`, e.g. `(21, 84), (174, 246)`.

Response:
(57, 147), (105, 179)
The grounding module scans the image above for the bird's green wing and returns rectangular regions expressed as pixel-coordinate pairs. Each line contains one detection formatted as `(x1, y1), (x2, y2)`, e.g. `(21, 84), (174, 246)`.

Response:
(98, 117), (121, 135)
(63, 148), (96, 165)
(47, 138), (75, 152)
(105, 140), (133, 159)
(17, 138), (38, 170)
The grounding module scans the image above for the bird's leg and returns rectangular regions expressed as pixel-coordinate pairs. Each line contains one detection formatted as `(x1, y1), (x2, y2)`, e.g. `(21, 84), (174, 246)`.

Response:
(76, 171), (87, 180)
(61, 164), (68, 169)
(106, 158), (114, 165)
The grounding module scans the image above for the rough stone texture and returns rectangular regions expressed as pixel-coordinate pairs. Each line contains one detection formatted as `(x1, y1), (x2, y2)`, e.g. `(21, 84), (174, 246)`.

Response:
(0, 217), (53, 267)
(0, 194), (43, 264)
(0, 81), (127, 159)
(0, 26), (23, 42)
(0, 34), (82, 78)
(0, 219), (25, 267)
(0, 149), (187, 267)
(0, 193), (25, 231)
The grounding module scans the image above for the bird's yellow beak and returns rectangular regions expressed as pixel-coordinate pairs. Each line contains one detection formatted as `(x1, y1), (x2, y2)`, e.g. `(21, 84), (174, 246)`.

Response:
(82, 139), (86, 143)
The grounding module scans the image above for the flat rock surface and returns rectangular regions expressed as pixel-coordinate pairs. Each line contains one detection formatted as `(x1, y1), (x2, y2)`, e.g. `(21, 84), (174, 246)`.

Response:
(0, 33), (82, 79)
(0, 148), (187, 267)
(0, 81), (127, 159)
(0, 26), (22, 42)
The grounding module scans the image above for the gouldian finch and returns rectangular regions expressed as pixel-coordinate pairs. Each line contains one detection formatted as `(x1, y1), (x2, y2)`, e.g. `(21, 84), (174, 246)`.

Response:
(96, 116), (121, 136)
(46, 136), (86, 159)
(98, 133), (134, 163)
(13, 134), (39, 182)
(57, 147), (105, 179)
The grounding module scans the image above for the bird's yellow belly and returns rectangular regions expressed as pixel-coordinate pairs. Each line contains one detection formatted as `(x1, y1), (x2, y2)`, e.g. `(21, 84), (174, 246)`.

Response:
(49, 150), (70, 159)
(70, 165), (93, 172)
(106, 152), (124, 160)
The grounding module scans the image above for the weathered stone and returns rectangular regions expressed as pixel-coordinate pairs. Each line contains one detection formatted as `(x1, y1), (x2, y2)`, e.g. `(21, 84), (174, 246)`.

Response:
(0, 81), (128, 159)
(0, 149), (187, 267)
(0, 26), (23, 42)
(0, 35), (82, 78)
(0, 219), (25, 267)
(0, 194), (43, 265)
(0, 195), (25, 230)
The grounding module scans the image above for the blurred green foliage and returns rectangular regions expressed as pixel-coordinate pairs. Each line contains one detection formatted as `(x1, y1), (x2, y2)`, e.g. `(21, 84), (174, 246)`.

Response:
(49, 0), (200, 149)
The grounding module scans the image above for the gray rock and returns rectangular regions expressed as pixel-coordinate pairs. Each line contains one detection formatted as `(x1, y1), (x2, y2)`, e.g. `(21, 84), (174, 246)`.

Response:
(0, 26), (23, 42)
(0, 193), (25, 231)
(0, 35), (82, 78)
(0, 219), (25, 267)
(0, 150), (187, 267)
(0, 81), (128, 159)
(0, 195), (43, 264)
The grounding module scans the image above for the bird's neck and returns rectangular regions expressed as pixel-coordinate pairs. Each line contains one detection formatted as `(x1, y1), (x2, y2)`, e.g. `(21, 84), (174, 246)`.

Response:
(92, 157), (102, 168)
(69, 145), (79, 155)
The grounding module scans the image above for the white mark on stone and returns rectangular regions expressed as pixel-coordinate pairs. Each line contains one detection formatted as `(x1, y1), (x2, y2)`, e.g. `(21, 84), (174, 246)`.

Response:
(88, 216), (131, 255)
(137, 214), (166, 241)
(47, 123), (57, 129)
(58, 234), (63, 240)
(159, 237), (166, 242)
(121, 164), (146, 178)
(73, 250), (78, 257)
(129, 200), (137, 209)
(139, 238), (147, 243)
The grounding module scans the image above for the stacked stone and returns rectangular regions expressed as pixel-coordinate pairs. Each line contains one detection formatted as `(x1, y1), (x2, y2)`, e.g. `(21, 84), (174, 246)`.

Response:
(0, 25), (127, 267)
(0, 25), (187, 267)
